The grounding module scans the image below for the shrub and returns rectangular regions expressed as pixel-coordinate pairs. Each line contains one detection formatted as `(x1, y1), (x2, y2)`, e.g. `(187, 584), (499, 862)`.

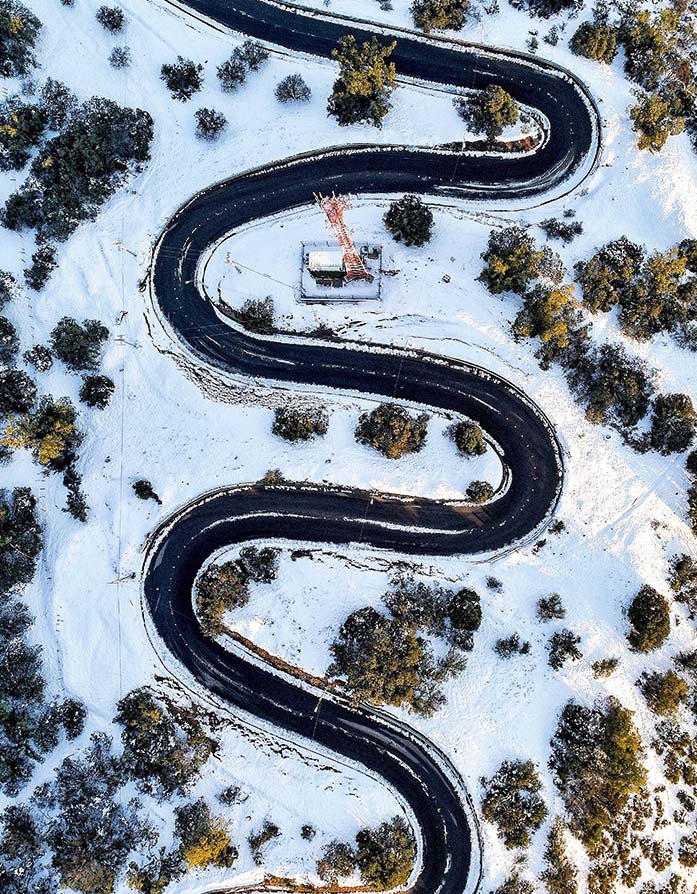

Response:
(0, 370), (36, 417)
(355, 402), (428, 459)
(466, 480), (494, 503)
(2, 396), (82, 471)
(549, 698), (646, 850)
(176, 799), (237, 871)
(132, 479), (161, 503)
(272, 406), (328, 442)
(384, 577), (481, 650)
(539, 218), (584, 243)
(0, 98), (47, 171)
(492, 873), (535, 894)
(512, 284), (579, 361)
(481, 759), (547, 849)
(494, 633), (531, 658)
(161, 56), (204, 102)
(0, 0), (41, 78)
(479, 225), (544, 295)
(515, 0), (583, 17)
(327, 35), (397, 128)
(79, 374), (115, 409)
(231, 296), (275, 333)
(627, 584), (670, 652)
(650, 393), (696, 454)
(23, 245), (57, 291)
(116, 687), (217, 798)
(196, 560), (249, 635)
(383, 194), (433, 247)
(109, 46), (131, 69)
(96, 5), (125, 32)
(411, 0), (470, 32)
(592, 657), (619, 678)
(301, 824), (316, 841)
(354, 816), (416, 890)
(275, 73), (311, 103)
(50, 317), (109, 371)
(3, 97), (153, 243)
(248, 820), (280, 865)
(453, 420), (486, 456)
(548, 629), (582, 670)
(237, 545), (279, 583)
(678, 833), (697, 868)
(194, 107), (227, 142)
(570, 21), (617, 62)
(639, 670), (689, 716)
(237, 39), (269, 70)
(537, 593), (565, 621)
(217, 54), (247, 91)
(454, 84), (519, 141)
(316, 840), (355, 884)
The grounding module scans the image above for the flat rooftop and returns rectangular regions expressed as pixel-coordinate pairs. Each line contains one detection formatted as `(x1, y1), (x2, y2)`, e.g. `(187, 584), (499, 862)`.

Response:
(300, 240), (382, 303)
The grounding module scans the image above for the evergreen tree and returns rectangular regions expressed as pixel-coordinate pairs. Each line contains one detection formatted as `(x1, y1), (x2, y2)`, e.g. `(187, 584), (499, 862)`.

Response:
(109, 46), (131, 69)
(0, 0), (41, 78)
(570, 20), (618, 63)
(650, 393), (696, 454)
(327, 35), (397, 128)
(454, 84), (519, 141)
(2, 396), (83, 471)
(79, 374), (115, 409)
(354, 816), (416, 890)
(50, 317), (109, 371)
(355, 402), (428, 458)
(574, 236), (644, 314)
(275, 73), (311, 103)
(195, 107), (227, 141)
(96, 5), (125, 32)
(115, 687), (217, 797)
(549, 697), (646, 850)
(540, 819), (578, 894)
(236, 39), (269, 70)
(630, 91), (684, 152)
(0, 98), (47, 171)
(195, 560), (250, 635)
(23, 344), (53, 371)
(383, 194), (434, 247)
(0, 369), (36, 416)
(40, 79), (77, 129)
(481, 759), (548, 849)
(453, 420), (486, 456)
(479, 225), (544, 295)
(24, 245), (57, 291)
(411, 0), (470, 32)
(627, 584), (670, 652)
(217, 54), (247, 91)
(0, 316), (17, 365)
(160, 56), (203, 101)
(548, 629), (582, 670)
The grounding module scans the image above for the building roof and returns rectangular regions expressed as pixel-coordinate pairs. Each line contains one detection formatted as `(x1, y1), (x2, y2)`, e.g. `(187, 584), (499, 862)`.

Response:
(307, 250), (345, 273)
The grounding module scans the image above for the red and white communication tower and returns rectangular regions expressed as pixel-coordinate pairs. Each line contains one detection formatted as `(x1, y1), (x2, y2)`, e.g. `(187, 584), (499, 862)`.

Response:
(314, 192), (373, 282)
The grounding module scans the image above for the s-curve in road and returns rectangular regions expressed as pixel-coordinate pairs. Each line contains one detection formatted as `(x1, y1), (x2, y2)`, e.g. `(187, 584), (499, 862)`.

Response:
(144, 2), (592, 893)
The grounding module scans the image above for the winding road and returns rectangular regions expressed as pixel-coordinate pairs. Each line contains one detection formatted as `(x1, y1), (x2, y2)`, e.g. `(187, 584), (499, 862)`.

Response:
(143, 3), (600, 892)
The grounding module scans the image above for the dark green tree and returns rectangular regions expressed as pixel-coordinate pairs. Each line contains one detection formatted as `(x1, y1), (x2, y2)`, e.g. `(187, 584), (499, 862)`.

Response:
(355, 402), (428, 458)
(627, 584), (670, 652)
(570, 21), (618, 63)
(650, 393), (696, 454)
(411, 0), (470, 32)
(0, 0), (41, 78)
(160, 56), (204, 101)
(354, 816), (416, 890)
(383, 194), (434, 247)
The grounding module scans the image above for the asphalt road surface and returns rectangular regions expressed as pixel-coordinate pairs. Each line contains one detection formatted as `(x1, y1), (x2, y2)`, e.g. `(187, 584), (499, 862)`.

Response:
(144, 3), (598, 892)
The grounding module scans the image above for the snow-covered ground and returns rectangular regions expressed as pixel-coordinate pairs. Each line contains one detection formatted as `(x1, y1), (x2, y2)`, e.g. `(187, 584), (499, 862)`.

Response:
(3, 0), (697, 890)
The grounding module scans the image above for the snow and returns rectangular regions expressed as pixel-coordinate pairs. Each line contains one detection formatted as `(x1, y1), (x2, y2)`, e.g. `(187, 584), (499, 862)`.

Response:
(2, 0), (697, 890)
